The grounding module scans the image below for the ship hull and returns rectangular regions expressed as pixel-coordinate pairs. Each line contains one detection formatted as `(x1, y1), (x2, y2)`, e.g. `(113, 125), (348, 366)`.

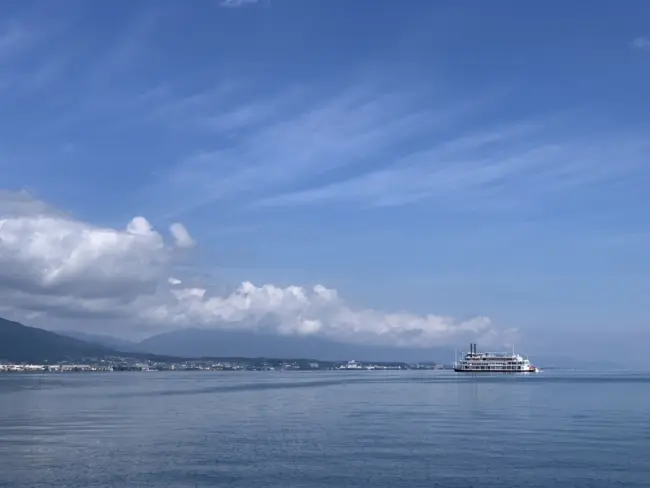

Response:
(453, 368), (539, 373)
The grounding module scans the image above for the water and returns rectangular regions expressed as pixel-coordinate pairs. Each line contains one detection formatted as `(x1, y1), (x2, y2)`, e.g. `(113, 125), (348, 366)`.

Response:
(1, 371), (649, 487)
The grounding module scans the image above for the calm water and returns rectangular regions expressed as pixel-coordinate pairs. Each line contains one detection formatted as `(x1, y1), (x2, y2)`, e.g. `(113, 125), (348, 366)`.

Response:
(1, 371), (649, 488)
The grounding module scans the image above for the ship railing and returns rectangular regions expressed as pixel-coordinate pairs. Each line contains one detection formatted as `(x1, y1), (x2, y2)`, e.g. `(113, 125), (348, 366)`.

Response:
(466, 353), (522, 359)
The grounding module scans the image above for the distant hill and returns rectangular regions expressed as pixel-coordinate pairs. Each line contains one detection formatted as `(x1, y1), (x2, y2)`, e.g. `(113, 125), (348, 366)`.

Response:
(57, 327), (454, 363)
(137, 328), (453, 363)
(0, 317), (118, 363)
(59, 330), (139, 352)
(0, 315), (452, 364)
(4, 317), (626, 368)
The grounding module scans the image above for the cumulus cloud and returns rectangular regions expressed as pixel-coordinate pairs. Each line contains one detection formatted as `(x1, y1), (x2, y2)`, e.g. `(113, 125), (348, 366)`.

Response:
(0, 204), (169, 301)
(141, 281), (498, 347)
(169, 222), (195, 248)
(0, 191), (508, 348)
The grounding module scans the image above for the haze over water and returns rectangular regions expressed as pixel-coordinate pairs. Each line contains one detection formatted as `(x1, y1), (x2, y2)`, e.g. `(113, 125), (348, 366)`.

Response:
(1, 371), (649, 488)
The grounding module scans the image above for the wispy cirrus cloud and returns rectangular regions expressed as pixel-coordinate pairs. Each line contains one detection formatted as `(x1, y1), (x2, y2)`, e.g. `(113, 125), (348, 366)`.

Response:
(0, 10), (87, 94)
(145, 84), (490, 217)
(0, 21), (37, 63)
(220, 0), (261, 8)
(0, 18), (51, 94)
(139, 83), (241, 125)
(254, 129), (650, 213)
(83, 8), (167, 90)
(631, 36), (650, 51)
(144, 78), (649, 220)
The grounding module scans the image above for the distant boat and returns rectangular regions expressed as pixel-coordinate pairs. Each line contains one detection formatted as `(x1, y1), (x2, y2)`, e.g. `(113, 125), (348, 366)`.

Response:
(453, 343), (540, 373)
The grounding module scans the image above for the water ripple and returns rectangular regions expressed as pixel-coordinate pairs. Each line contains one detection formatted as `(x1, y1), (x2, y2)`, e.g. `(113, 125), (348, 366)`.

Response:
(1, 371), (649, 487)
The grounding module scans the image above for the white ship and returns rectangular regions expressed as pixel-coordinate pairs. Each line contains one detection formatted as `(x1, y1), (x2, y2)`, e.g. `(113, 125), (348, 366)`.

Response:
(453, 343), (539, 373)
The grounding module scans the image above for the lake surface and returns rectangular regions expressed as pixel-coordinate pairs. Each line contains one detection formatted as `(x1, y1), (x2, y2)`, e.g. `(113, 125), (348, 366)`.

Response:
(1, 371), (649, 487)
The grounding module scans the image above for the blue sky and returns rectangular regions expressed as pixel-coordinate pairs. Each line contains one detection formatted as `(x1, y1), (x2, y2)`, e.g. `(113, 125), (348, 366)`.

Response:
(1, 0), (649, 355)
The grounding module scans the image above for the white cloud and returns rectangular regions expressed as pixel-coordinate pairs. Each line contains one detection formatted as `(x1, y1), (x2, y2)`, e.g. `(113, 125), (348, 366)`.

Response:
(84, 9), (164, 89)
(145, 281), (499, 347)
(141, 78), (647, 219)
(220, 0), (260, 8)
(253, 127), (650, 213)
(0, 193), (171, 301)
(631, 36), (650, 51)
(149, 86), (483, 218)
(0, 21), (37, 62)
(0, 191), (507, 348)
(169, 222), (195, 248)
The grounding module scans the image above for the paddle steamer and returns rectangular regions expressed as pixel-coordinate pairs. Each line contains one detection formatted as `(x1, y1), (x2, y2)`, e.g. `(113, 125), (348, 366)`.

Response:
(453, 343), (539, 373)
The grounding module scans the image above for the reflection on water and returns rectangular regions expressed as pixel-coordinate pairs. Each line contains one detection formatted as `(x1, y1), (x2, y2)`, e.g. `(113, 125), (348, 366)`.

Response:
(1, 371), (649, 487)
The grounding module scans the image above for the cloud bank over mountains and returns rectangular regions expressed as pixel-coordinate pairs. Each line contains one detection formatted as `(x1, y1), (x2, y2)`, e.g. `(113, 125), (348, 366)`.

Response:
(0, 191), (509, 348)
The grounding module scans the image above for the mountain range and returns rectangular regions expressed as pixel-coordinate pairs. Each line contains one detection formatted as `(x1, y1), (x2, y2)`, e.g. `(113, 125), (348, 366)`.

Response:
(0, 316), (626, 369)
(60, 330), (140, 352)
(61, 328), (452, 363)
(0, 317), (176, 364)
(1, 317), (451, 364)
(0, 317), (117, 363)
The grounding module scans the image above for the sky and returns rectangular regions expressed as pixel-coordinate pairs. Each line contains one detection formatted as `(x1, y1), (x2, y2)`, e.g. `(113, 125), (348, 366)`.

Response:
(0, 0), (649, 358)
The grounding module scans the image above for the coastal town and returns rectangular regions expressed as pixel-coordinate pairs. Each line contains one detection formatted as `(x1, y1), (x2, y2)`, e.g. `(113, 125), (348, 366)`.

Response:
(0, 357), (445, 373)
